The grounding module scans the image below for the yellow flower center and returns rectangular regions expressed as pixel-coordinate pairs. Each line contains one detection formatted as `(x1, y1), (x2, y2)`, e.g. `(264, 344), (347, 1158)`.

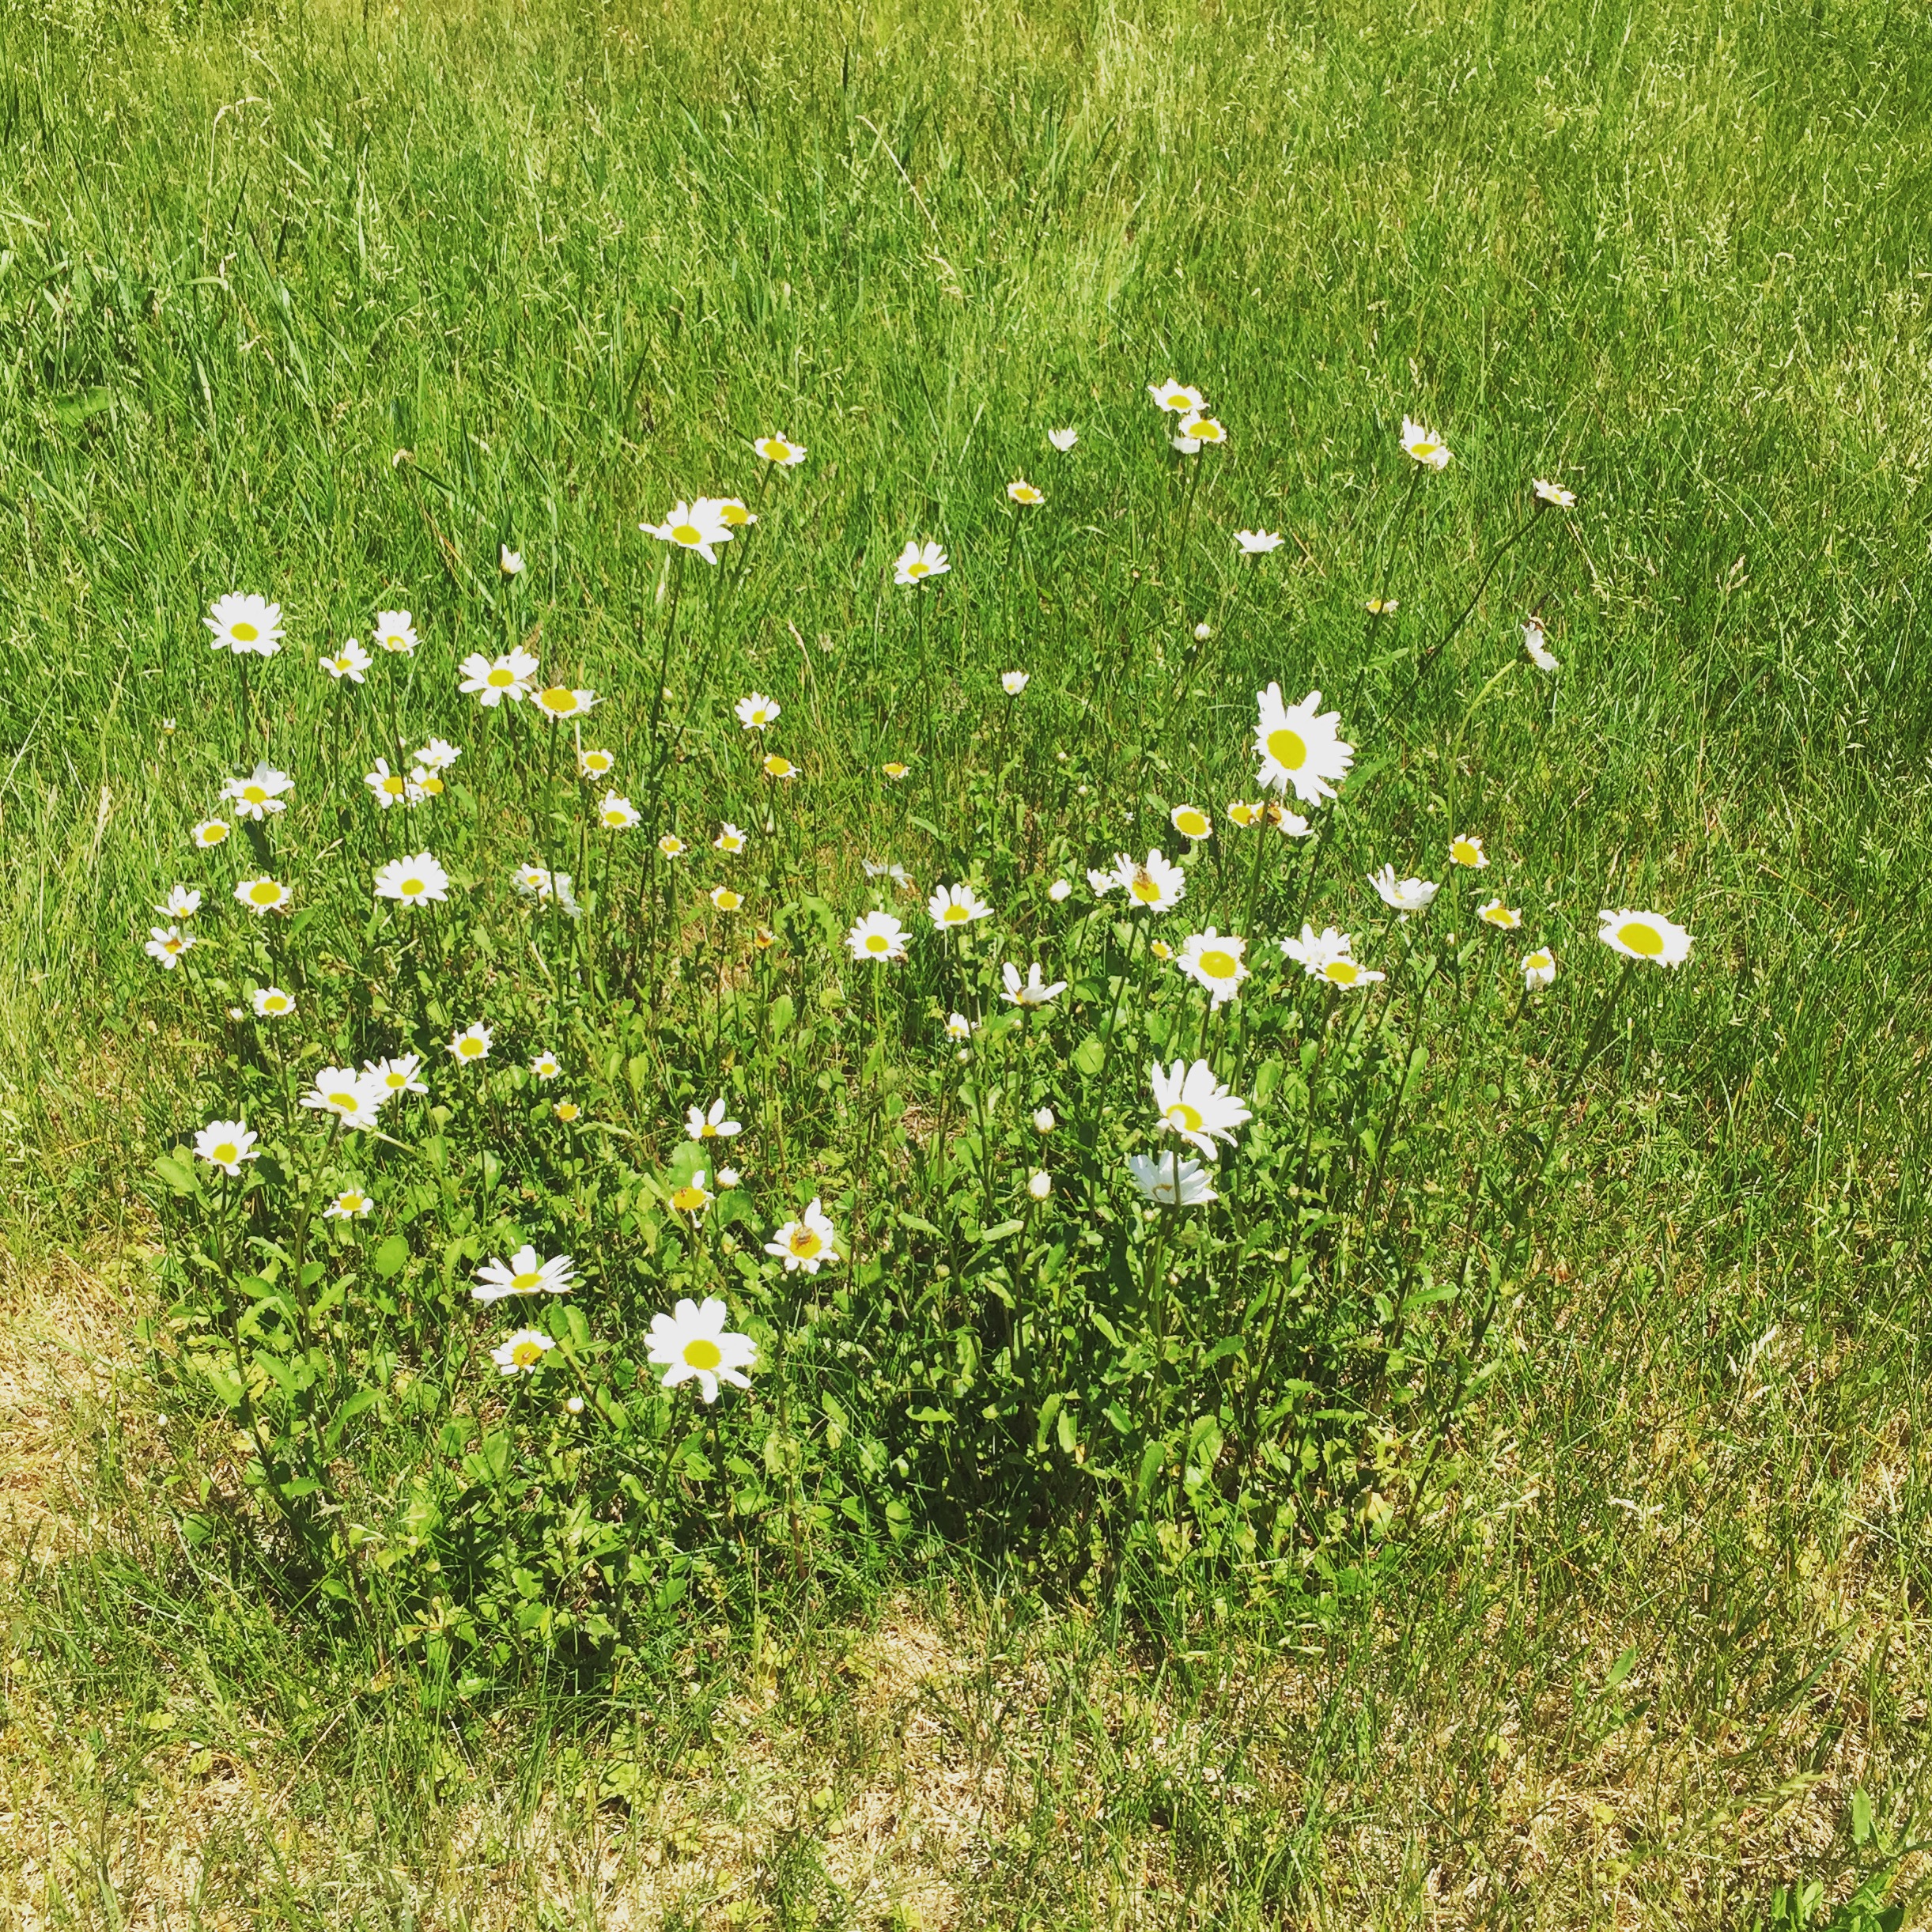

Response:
(1174, 810), (1208, 837)
(1130, 871), (1160, 903)
(671, 524), (701, 545)
(231, 620), (258, 641)
(202, 825), (229, 843)
(248, 882), (281, 905)
(459, 1039), (482, 1057)
(884, 764), (907, 778)
(400, 877), (423, 896)
(487, 667), (515, 686)
(511, 1340), (543, 1368)
(326, 1088), (357, 1110)
(385, 1074), (407, 1089)
(1200, 950), (1238, 980)
(381, 775), (405, 796)
(242, 785), (267, 803)
(942, 906), (968, 924)
(765, 758), (792, 777)
(1166, 1102), (1203, 1132)
(1324, 961), (1361, 986)
(422, 776), (443, 795)
(720, 505), (749, 527)
(164, 937), (183, 953)
(1266, 727), (1307, 770)
(714, 890), (739, 910)
(908, 562), (928, 578)
(539, 689), (570, 712)
(789, 1228), (822, 1257)
(1617, 921), (1665, 957)
(511, 1270), (543, 1291)
(864, 934), (889, 953)
(556, 1102), (579, 1120)
(682, 1337), (723, 1369)
(1483, 906), (1514, 926)
(264, 994), (286, 1011)
(212, 1143), (237, 1164)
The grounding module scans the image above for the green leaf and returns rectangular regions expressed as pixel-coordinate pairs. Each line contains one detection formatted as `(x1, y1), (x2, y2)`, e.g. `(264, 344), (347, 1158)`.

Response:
(1072, 1034), (1106, 1076)
(372, 1234), (410, 1280)
(1604, 1644), (1638, 1692)
(768, 993), (795, 1038)
(154, 1155), (198, 1196)
(977, 1218), (1025, 1246)
(1851, 1784), (1873, 1846)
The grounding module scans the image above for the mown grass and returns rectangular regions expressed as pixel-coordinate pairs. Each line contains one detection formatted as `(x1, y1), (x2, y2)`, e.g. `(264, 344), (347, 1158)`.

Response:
(2, 0), (1930, 1923)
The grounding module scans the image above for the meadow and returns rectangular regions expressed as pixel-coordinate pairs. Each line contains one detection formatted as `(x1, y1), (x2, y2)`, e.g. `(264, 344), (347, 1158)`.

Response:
(0, 0), (1930, 1923)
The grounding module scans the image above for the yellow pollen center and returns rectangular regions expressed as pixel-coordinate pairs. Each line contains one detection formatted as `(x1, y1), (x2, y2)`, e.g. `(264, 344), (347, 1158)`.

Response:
(1201, 951), (1237, 979)
(1454, 842), (1479, 864)
(327, 1089), (357, 1110)
(671, 524), (701, 545)
(249, 883), (279, 904)
(231, 621), (258, 641)
(400, 878), (423, 895)
(1325, 961), (1360, 985)
(1130, 871), (1159, 902)
(943, 906), (967, 923)
(682, 1337), (722, 1369)
(487, 667), (514, 686)
(557, 1103), (578, 1119)
(1618, 921), (1664, 957)
(459, 1040), (482, 1057)
(511, 1272), (543, 1291)
(511, 1340), (543, 1367)
(908, 562), (928, 578)
(243, 786), (266, 803)
(716, 891), (739, 909)
(790, 1229), (822, 1257)
(212, 1143), (236, 1163)
(1167, 1102), (1203, 1132)
(865, 934), (888, 953)
(1176, 812), (1208, 837)
(1267, 727), (1307, 769)
(700, 1123), (717, 1137)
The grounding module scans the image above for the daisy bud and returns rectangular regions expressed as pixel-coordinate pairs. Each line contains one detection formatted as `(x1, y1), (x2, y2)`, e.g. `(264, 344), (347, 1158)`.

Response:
(1032, 1107), (1055, 1133)
(1028, 1171), (1052, 1200)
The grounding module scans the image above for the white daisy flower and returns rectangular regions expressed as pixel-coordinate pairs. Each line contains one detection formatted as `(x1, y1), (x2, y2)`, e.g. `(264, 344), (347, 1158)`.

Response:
(1478, 898), (1522, 930)
(1401, 415), (1452, 470)
(1048, 879), (1072, 902)
(251, 985), (296, 1018)
(1597, 909), (1693, 967)
(1150, 1058), (1252, 1159)
(372, 610), (418, 656)
(764, 1198), (840, 1274)
(1047, 427), (1078, 452)
(473, 1245), (577, 1302)
(491, 1329), (554, 1375)
(715, 822), (749, 854)
(146, 926), (195, 969)
(500, 546), (525, 575)
(206, 592), (284, 657)
(1007, 478), (1045, 506)
(1170, 804), (1212, 842)
(577, 747), (615, 778)
(416, 738), (462, 772)
(234, 877), (292, 914)
(1280, 924), (1385, 990)
(946, 1012), (973, 1041)
(1001, 670), (1030, 695)
(323, 1188), (372, 1220)
(530, 1050), (561, 1081)
(373, 852), (449, 906)
(641, 497), (733, 564)
(320, 638), (372, 682)
(735, 691), (782, 730)
(221, 762), (294, 821)
(752, 433), (807, 466)
(1127, 1151), (1217, 1207)
(1254, 685), (1352, 803)
(1450, 833), (1488, 870)
(363, 1053), (428, 1098)
(1108, 849), (1187, 913)
(457, 647), (539, 705)
(1147, 380), (1204, 414)
(1001, 962), (1068, 1008)
(533, 685), (598, 722)
(191, 819), (232, 849)
(449, 1021), (493, 1064)
(928, 883), (993, 931)
(1533, 479), (1576, 508)
(1234, 529), (1284, 554)
(1174, 929), (1249, 1007)
(648, 1296), (757, 1404)
(686, 1098), (743, 1140)
(598, 793), (640, 831)
(1369, 866), (1439, 913)
(845, 911), (908, 962)
(1523, 619), (1560, 671)
(301, 1067), (385, 1130)
(364, 759), (423, 810)
(194, 1120), (259, 1176)
(893, 539), (948, 585)
(1521, 947), (1558, 989)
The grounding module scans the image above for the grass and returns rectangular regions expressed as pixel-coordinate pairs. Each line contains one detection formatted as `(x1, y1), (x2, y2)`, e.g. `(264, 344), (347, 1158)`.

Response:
(2, 0), (1930, 1922)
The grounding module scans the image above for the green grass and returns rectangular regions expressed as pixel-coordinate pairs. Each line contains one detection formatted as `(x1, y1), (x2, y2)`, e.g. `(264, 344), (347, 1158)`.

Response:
(2, 0), (1931, 1923)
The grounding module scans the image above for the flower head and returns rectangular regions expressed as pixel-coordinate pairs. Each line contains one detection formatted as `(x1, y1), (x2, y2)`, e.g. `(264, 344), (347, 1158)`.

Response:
(530, 1050), (561, 1081)
(686, 1098), (743, 1141)
(1449, 833), (1488, 870)
(1128, 1151), (1217, 1207)
(1401, 415), (1452, 470)
(235, 877), (292, 915)
(1000, 670), (1030, 696)
(1234, 529), (1284, 554)
(363, 758), (422, 811)
(374, 852), (449, 907)
(321, 639), (372, 682)
(146, 926), (196, 969)
(762, 753), (800, 781)
(1170, 803), (1212, 842)
(1028, 1170), (1052, 1200)
(894, 539), (949, 586)
(206, 592), (283, 657)
(534, 685), (597, 721)
(323, 1188), (372, 1220)
(1533, 478), (1576, 508)
(648, 1296), (757, 1403)
(735, 691), (781, 731)
(1109, 849), (1186, 913)
(643, 497), (733, 563)
(882, 761), (910, 781)
(372, 610), (417, 656)
(191, 819), (232, 850)
(194, 1120), (259, 1177)
(473, 1245), (576, 1303)
(500, 546), (525, 575)
(657, 832), (688, 860)
(752, 433), (807, 467)
(1597, 908), (1692, 967)
(928, 883), (993, 932)
(1048, 879), (1072, 902)
(709, 496), (756, 529)
(221, 762), (294, 821)
(1032, 1107), (1056, 1133)
(710, 886), (742, 912)
(947, 1012), (973, 1041)
(1007, 478), (1045, 506)
(1280, 924), (1385, 990)
(491, 1329), (554, 1376)
(554, 1100), (580, 1123)
(449, 1021), (493, 1064)
(1175, 929), (1249, 1007)
(715, 821), (749, 853)
(1176, 414), (1225, 449)
(1522, 947), (1558, 989)
(598, 793), (640, 831)
(417, 738), (461, 773)
(1151, 1058), (1252, 1159)
(458, 648), (539, 706)
(251, 985), (296, 1018)
(302, 1066), (386, 1131)
(1522, 619), (1560, 671)
(363, 1053), (427, 1098)
(1478, 898), (1522, 930)
(765, 1198), (840, 1274)
(1148, 380), (1204, 414)
(1369, 866), (1439, 913)
(670, 1173), (716, 1219)
(1254, 685), (1352, 803)
(577, 747), (614, 778)
(1001, 962), (1068, 1008)
(1047, 427), (1078, 452)
(845, 911), (908, 962)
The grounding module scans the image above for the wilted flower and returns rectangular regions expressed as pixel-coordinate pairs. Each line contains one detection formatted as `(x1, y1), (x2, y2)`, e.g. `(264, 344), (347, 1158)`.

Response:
(1128, 1151), (1217, 1207)
(752, 433), (807, 466)
(500, 545), (525, 575)
(1255, 685), (1352, 803)
(1597, 909), (1692, 966)
(320, 639), (372, 682)
(735, 691), (781, 730)
(846, 912), (908, 962)
(1002, 962), (1068, 1008)
(473, 1246), (576, 1302)
(716, 1166), (742, 1189)
(1028, 1170), (1052, 1200)
(1369, 866), (1439, 913)
(492, 1329), (554, 1376)
(648, 1296), (757, 1403)
(1175, 929), (1249, 1007)
(670, 1173), (715, 1219)
(686, 1098), (743, 1141)
(929, 883), (993, 931)
(458, 648), (539, 706)
(946, 1012), (973, 1041)
(894, 539), (949, 585)
(1032, 1107), (1056, 1133)
(1234, 529), (1284, 554)
(373, 853), (449, 907)
(641, 498), (733, 563)
(882, 761), (911, 781)
(1151, 1059), (1251, 1159)
(449, 1021), (492, 1063)
(1280, 924), (1385, 990)
(1401, 415), (1452, 470)
(222, 762), (294, 821)
(234, 877), (292, 915)
(1365, 596), (1399, 615)
(766, 1198), (839, 1273)
(194, 1120), (259, 1177)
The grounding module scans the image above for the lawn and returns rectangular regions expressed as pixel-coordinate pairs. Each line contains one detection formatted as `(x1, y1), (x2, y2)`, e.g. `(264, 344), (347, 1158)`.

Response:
(0, 0), (1929, 1923)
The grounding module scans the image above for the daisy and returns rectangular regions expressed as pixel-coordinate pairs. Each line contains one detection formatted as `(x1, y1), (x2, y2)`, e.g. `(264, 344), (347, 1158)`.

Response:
(417, 738), (461, 772)
(1109, 849), (1187, 913)
(472, 1245), (576, 1302)
(373, 853), (449, 906)
(1280, 924), (1386, 990)
(1478, 898), (1522, 930)
(372, 610), (417, 656)
(893, 539), (948, 586)
(363, 759), (422, 810)
(191, 819), (232, 849)
(1401, 416), (1452, 470)
(1365, 596), (1398, 615)
(323, 1188), (372, 1219)
(146, 927), (195, 969)
(846, 911), (908, 962)
(534, 685), (597, 721)
(154, 882), (202, 919)
(1087, 867), (1117, 896)
(553, 1100), (581, 1123)
(670, 1174), (715, 1219)
(409, 763), (444, 798)
(1047, 427), (1078, 452)
(512, 863), (554, 898)
(205, 592), (284, 657)
(500, 546), (525, 575)
(530, 1051), (561, 1081)
(1533, 478), (1576, 508)
(598, 793), (640, 831)
(1007, 478), (1045, 506)
(1028, 1171), (1052, 1200)
(715, 822), (749, 853)
(648, 1296), (757, 1404)
(449, 1021), (492, 1063)
(194, 1120), (259, 1177)
(1450, 833), (1488, 870)
(946, 1012), (973, 1041)
(765, 1197), (840, 1274)
(686, 1098), (743, 1140)
(222, 762), (294, 821)
(1175, 929), (1249, 1007)
(709, 886), (742, 912)
(1369, 866), (1439, 913)
(1254, 685), (1353, 803)
(1522, 619), (1560, 671)
(928, 883), (993, 931)
(641, 497), (733, 564)
(735, 691), (781, 730)
(882, 762), (910, 781)
(709, 497), (756, 529)
(1170, 804), (1212, 841)
(1597, 908), (1693, 967)
(302, 1067), (384, 1130)
(1147, 380), (1204, 414)
(1048, 879), (1072, 902)
(716, 1166), (741, 1189)
(1151, 1058), (1252, 1159)
(1176, 414), (1225, 448)
(251, 985), (296, 1017)
(363, 1053), (427, 1098)
(577, 747), (615, 778)
(762, 754), (800, 781)
(1001, 962), (1068, 1008)
(1234, 529), (1284, 554)
(1150, 939), (1173, 961)
(235, 877), (291, 914)
(1001, 671), (1030, 695)
(752, 433), (807, 466)
(1127, 1151), (1217, 1208)
(492, 1329), (554, 1376)
(658, 832), (689, 859)
(457, 647), (539, 705)
(320, 639), (372, 682)
(1522, 947), (1558, 989)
